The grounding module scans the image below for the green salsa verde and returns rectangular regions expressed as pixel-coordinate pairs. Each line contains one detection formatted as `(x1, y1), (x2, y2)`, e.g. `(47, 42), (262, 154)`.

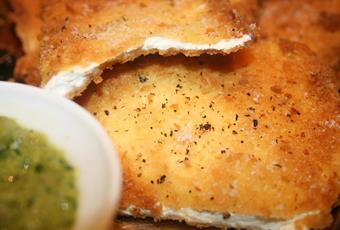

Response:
(0, 116), (77, 230)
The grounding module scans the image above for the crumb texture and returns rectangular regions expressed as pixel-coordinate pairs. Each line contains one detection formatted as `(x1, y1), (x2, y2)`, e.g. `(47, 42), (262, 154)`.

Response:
(78, 39), (340, 229)
(40, 0), (254, 88)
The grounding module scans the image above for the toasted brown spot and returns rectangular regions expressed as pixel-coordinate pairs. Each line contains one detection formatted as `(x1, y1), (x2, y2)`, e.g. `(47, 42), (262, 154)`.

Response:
(319, 12), (340, 32)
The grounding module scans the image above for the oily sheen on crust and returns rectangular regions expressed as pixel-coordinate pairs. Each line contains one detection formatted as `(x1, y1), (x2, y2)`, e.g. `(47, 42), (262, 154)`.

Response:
(40, 0), (254, 98)
(78, 39), (340, 230)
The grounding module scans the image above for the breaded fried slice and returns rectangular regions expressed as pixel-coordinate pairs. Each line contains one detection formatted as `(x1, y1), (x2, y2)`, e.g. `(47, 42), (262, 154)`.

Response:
(78, 39), (340, 229)
(259, 0), (340, 72)
(40, 0), (254, 99)
(10, 0), (41, 85)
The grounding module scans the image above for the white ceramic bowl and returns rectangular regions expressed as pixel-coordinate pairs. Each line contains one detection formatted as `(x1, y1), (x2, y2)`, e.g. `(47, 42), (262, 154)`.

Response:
(0, 81), (121, 230)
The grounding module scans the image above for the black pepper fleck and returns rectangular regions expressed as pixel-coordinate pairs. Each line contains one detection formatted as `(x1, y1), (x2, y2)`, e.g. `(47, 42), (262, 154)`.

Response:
(274, 163), (282, 168)
(157, 175), (166, 184)
(138, 75), (148, 83)
(248, 107), (255, 112)
(199, 123), (212, 131)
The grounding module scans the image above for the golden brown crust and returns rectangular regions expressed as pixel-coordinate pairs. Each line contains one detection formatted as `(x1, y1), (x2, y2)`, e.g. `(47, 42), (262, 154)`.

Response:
(10, 0), (41, 85)
(39, 0), (254, 87)
(78, 39), (340, 229)
(13, 54), (41, 86)
(10, 0), (40, 54)
(230, 0), (259, 25)
(259, 0), (340, 73)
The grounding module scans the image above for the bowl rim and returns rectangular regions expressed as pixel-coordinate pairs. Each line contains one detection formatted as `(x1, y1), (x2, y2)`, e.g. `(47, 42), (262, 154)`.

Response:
(0, 81), (122, 229)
